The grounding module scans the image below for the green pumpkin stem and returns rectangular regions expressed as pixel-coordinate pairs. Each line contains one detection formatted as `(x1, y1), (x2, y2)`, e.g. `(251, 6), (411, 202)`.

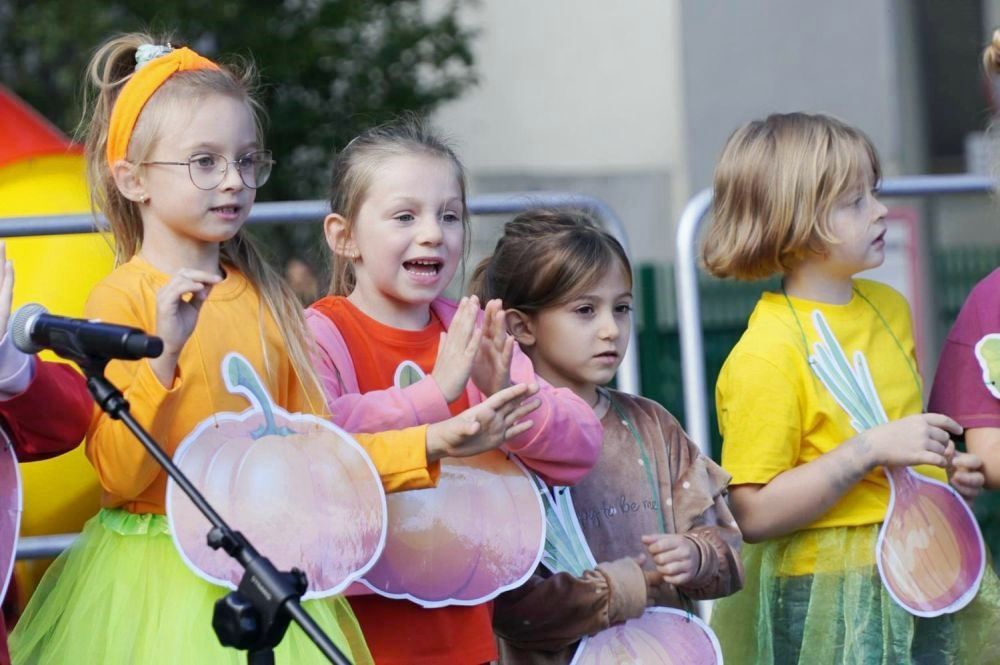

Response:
(226, 355), (294, 439)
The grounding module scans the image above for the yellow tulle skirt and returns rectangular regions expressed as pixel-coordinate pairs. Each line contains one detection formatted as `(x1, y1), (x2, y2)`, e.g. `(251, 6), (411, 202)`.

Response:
(9, 509), (373, 664)
(710, 524), (1000, 664)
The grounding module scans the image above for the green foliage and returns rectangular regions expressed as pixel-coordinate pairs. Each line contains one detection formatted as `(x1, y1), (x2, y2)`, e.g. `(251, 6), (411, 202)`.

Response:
(0, 0), (477, 276)
(1, 0), (476, 199)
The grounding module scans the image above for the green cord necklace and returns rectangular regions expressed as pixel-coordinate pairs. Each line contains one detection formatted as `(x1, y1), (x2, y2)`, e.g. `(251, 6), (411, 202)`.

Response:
(604, 389), (672, 534)
(780, 282), (923, 396)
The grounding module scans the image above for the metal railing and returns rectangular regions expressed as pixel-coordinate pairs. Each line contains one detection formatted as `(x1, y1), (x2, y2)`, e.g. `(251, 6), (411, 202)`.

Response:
(675, 174), (995, 457)
(4, 191), (636, 560)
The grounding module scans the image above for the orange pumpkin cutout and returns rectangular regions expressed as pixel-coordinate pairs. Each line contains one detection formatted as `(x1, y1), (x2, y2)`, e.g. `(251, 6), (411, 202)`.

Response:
(167, 353), (386, 599)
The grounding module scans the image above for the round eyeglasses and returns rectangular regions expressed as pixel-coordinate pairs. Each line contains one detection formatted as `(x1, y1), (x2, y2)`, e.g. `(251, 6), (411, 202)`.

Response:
(141, 150), (275, 190)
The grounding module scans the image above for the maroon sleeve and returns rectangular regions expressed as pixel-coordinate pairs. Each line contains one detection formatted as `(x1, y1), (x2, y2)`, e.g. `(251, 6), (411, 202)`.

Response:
(929, 271), (1000, 429)
(0, 359), (89, 462)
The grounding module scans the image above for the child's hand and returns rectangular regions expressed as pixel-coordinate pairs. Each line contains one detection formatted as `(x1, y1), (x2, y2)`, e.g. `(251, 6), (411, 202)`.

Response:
(431, 296), (482, 403)
(855, 413), (962, 471)
(631, 554), (662, 605)
(948, 449), (985, 503)
(151, 268), (221, 387)
(0, 241), (12, 340)
(425, 381), (539, 462)
(640, 534), (701, 587)
(470, 298), (514, 397)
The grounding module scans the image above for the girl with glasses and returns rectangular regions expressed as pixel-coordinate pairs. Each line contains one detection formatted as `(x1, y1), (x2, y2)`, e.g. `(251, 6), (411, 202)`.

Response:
(8, 33), (539, 664)
(142, 150), (275, 191)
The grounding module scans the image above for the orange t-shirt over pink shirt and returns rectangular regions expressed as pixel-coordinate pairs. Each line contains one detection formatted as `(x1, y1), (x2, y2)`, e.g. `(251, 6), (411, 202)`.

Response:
(311, 296), (495, 665)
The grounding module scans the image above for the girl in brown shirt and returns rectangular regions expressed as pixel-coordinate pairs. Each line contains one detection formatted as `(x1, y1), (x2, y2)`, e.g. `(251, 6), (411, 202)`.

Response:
(471, 209), (744, 664)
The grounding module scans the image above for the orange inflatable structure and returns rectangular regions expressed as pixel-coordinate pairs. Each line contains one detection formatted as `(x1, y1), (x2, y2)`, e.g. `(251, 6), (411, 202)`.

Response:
(0, 85), (113, 603)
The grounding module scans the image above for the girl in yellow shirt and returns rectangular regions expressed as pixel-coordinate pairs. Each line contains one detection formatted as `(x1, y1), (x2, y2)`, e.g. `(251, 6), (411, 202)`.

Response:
(701, 112), (1000, 663)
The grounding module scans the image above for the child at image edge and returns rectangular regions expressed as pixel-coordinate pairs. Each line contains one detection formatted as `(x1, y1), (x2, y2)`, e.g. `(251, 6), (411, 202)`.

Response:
(0, 242), (88, 665)
(703, 112), (1000, 664)
(928, 32), (1000, 505)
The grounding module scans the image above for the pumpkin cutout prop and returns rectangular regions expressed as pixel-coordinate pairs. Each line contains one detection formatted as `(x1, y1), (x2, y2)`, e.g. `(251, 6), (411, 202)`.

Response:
(537, 477), (723, 664)
(167, 353), (386, 599)
(360, 451), (545, 606)
(0, 427), (22, 604)
(354, 360), (545, 607)
(809, 311), (985, 616)
(571, 608), (722, 665)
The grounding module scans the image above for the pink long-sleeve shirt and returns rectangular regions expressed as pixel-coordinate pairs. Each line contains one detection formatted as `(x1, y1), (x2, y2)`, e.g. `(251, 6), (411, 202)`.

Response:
(306, 296), (601, 486)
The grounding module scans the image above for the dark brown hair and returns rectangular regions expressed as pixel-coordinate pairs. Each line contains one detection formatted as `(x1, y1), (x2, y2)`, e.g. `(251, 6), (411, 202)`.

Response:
(469, 209), (632, 313)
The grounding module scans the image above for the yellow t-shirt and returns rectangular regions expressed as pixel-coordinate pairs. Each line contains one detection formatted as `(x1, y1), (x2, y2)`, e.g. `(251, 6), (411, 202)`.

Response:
(717, 280), (946, 567)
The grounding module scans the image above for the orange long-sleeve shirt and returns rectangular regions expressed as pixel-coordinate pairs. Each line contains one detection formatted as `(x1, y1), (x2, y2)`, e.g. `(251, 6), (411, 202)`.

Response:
(84, 257), (433, 514)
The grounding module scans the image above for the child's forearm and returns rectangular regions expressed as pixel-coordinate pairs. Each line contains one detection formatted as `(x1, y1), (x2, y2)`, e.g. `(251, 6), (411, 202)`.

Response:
(352, 427), (439, 493)
(677, 526), (743, 600)
(500, 382), (602, 485)
(307, 310), (453, 430)
(966, 427), (1000, 489)
(85, 359), (185, 499)
(0, 360), (89, 461)
(494, 559), (647, 653)
(730, 436), (873, 542)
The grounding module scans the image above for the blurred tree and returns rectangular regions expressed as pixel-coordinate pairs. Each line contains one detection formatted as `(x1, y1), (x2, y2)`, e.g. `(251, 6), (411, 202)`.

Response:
(0, 0), (477, 286)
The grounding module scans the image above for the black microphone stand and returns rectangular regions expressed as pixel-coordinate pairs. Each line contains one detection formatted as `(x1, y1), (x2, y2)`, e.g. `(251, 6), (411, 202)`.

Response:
(79, 357), (351, 665)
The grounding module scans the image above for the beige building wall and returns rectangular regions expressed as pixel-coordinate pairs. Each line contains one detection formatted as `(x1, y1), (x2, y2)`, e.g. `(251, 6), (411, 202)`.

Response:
(433, 0), (688, 264)
(434, 0), (928, 264)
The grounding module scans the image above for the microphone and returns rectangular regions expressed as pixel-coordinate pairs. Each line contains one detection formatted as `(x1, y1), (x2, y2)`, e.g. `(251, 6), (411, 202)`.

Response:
(10, 304), (163, 362)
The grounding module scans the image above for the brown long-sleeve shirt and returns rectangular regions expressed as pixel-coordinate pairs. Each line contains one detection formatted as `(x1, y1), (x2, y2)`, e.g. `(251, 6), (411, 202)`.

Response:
(494, 390), (743, 664)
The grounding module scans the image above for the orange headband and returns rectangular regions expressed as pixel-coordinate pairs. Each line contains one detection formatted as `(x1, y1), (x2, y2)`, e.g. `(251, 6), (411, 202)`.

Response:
(105, 46), (219, 167)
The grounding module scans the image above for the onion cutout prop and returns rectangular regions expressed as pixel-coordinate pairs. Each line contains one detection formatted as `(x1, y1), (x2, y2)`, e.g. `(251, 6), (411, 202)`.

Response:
(536, 476), (723, 664)
(809, 311), (985, 616)
(356, 360), (545, 607)
(167, 353), (387, 599)
(0, 427), (22, 605)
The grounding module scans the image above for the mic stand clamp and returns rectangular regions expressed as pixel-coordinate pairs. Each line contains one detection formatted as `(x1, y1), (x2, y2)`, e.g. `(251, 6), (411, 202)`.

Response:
(80, 358), (349, 665)
(208, 527), (308, 660)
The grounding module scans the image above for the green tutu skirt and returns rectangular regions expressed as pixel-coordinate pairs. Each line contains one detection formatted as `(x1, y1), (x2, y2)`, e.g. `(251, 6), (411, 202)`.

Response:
(710, 524), (1000, 664)
(9, 509), (373, 664)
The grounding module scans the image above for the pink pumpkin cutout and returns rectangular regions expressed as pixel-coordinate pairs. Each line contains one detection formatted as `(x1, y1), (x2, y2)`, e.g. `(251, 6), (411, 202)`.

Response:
(0, 428), (21, 605)
(361, 449), (545, 607)
(571, 607), (723, 665)
(167, 353), (387, 599)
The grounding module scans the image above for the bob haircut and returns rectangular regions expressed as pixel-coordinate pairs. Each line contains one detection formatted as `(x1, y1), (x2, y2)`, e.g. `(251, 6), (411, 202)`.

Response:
(702, 112), (881, 281)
